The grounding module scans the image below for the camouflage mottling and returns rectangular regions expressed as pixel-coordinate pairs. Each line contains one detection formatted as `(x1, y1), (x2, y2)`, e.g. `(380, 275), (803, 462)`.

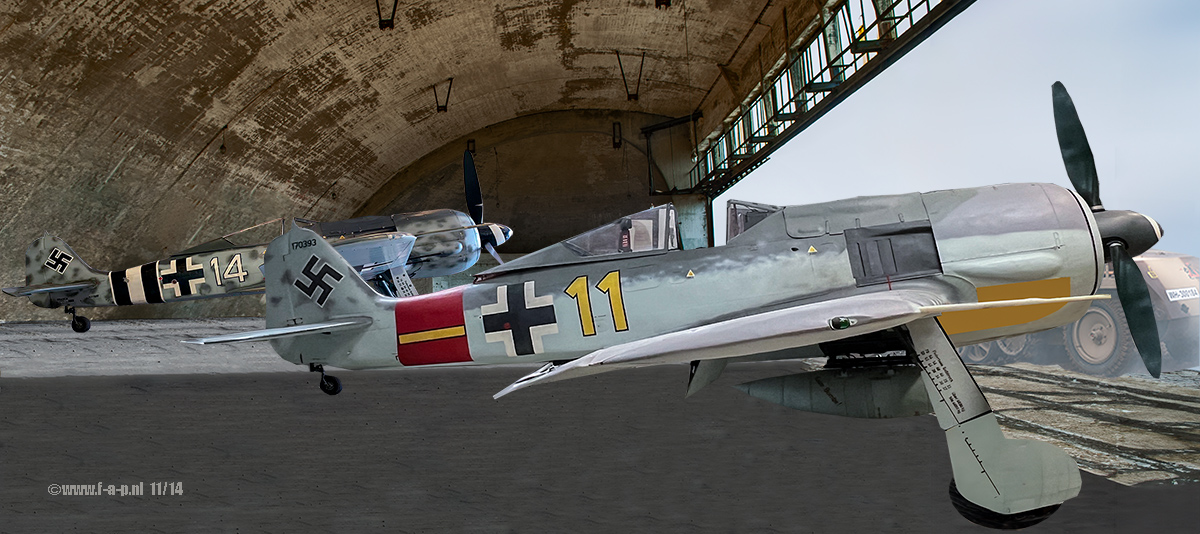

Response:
(5, 209), (505, 319)
(783, 192), (928, 238)
(266, 226), (399, 369)
(22, 236), (115, 309)
(13, 237), (267, 310)
(400, 210), (484, 279)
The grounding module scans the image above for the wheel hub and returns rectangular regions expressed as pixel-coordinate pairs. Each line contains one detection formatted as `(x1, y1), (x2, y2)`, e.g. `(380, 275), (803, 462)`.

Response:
(1088, 324), (1108, 346)
(996, 334), (1028, 356)
(1075, 308), (1118, 365)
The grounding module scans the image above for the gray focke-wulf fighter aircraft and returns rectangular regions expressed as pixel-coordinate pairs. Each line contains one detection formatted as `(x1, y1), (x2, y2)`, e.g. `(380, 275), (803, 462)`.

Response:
(184, 83), (1167, 529)
(4, 151), (510, 332)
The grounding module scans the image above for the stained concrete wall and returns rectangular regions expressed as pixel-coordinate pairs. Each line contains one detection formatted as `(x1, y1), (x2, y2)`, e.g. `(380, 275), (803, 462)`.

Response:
(0, 0), (827, 321)
(362, 109), (693, 252)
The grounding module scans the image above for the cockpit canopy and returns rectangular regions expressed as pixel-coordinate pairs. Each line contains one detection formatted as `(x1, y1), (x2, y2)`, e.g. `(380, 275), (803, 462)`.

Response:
(563, 204), (679, 257)
(477, 204), (681, 278)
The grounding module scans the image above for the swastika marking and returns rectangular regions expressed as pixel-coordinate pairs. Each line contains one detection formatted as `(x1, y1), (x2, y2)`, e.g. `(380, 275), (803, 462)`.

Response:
(294, 255), (344, 307)
(44, 248), (73, 275)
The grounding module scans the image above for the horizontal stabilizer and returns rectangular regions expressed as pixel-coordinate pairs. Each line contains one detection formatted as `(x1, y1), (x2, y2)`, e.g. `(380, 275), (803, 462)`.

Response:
(182, 317), (372, 345)
(3, 281), (98, 298)
(736, 366), (932, 418)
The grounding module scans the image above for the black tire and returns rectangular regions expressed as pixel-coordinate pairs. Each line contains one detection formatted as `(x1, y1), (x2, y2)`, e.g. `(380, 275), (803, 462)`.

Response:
(1062, 299), (1136, 376)
(70, 316), (91, 333)
(319, 375), (342, 396)
(949, 479), (1060, 530)
(958, 342), (996, 365)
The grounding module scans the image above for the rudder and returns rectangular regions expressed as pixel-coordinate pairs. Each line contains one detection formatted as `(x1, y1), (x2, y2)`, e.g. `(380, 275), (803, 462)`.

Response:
(22, 235), (109, 308)
(263, 224), (397, 369)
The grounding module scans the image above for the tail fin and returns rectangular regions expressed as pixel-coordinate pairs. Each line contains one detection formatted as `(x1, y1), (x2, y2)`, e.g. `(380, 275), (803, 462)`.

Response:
(263, 224), (396, 368)
(7, 235), (110, 308)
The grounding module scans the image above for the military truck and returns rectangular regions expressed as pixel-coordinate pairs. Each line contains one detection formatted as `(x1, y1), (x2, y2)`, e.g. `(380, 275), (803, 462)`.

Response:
(958, 250), (1199, 376)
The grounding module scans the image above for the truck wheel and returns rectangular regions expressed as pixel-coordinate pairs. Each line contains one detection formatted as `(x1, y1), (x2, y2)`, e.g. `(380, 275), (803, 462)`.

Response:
(1161, 316), (1199, 369)
(1062, 299), (1135, 376)
(958, 342), (995, 364)
(991, 334), (1030, 365)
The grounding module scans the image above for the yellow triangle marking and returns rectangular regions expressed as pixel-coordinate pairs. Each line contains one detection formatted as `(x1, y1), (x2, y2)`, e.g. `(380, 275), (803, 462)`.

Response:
(686, 270), (695, 278)
(807, 246), (817, 254)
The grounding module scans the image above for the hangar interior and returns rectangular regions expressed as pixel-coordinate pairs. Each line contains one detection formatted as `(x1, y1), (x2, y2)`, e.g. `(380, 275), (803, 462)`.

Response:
(0, 0), (973, 320)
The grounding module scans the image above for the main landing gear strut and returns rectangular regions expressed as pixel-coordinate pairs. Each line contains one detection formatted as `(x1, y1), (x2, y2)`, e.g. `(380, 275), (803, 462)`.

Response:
(310, 363), (342, 396)
(65, 306), (90, 333)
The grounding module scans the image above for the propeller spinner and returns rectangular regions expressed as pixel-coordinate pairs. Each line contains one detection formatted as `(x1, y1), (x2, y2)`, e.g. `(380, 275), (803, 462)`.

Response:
(1052, 82), (1165, 377)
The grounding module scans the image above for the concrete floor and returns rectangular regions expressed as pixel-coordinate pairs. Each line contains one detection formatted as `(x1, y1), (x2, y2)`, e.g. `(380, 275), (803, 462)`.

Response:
(1, 320), (1198, 531)
(0, 318), (292, 377)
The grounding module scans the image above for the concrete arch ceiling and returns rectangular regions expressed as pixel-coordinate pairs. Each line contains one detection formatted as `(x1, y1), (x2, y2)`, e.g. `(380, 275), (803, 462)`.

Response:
(0, 0), (819, 319)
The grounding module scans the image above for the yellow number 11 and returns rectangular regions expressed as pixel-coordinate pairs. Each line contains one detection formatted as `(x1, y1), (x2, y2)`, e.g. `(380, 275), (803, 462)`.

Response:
(565, 271), (629, 336)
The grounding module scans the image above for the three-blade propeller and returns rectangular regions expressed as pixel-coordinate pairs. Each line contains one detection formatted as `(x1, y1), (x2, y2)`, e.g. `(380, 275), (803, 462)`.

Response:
(1051, 82), (1164, 377)
(1051, 82), (1102, 210)
(463, 150), (505, 265)
(464, 150), (484, 225)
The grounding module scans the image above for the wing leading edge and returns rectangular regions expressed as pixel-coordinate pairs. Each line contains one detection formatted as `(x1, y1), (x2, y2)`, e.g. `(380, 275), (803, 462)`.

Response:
(494, 292), (1109, 399)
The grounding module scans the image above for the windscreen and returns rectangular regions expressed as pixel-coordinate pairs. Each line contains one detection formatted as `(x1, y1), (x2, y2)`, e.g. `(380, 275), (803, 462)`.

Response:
(563, 205), (679, 257)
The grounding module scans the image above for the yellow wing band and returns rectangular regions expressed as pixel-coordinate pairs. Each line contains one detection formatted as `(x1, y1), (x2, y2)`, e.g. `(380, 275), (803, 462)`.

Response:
(937, 277), (1075, 335)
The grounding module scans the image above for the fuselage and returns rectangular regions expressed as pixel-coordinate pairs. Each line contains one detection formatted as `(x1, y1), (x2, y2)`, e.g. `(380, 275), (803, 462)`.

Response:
(28, 209), (505, 309)
(277, 183), (1105, 371)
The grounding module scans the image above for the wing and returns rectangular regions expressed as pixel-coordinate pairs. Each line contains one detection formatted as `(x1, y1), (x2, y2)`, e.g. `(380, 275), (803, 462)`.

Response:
(3, 281), (98, 298)
(495, 292), (1109, 398)
(181, 316), (372, 344)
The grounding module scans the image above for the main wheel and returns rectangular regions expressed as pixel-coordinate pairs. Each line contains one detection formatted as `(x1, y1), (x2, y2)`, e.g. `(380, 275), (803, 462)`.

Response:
(319, 375), (342, 396)
(949, 480), (1060, 530)
(1062, 299), (1135, 376)
(70, 316), (91, 333)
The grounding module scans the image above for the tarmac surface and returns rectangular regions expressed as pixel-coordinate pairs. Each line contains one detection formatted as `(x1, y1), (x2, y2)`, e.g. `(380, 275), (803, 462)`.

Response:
(2, 319), (1198, 532)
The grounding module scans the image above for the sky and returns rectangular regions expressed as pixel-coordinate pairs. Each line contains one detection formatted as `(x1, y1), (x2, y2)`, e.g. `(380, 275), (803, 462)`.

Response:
(714, 0), (1199, 260)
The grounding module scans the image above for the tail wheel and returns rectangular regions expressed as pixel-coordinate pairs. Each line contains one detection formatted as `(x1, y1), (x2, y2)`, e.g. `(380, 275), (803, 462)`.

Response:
(958, 342), (996, 364)
(70, 315), (90, 333)
(1062, 299), (1135, 376)
(949, 479), (1060, 530)
(319, 375), (342, 396)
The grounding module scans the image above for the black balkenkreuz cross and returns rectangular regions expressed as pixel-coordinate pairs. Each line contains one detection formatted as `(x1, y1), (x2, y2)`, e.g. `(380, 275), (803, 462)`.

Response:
(482, 281), (558, 357)
(294, 255), (344, 307)
(160, 258), (205, 297)
(44, 248), (73, 274)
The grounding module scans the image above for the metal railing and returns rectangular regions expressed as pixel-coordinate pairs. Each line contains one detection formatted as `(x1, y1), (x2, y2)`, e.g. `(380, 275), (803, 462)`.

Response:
(675, 0), (974, 198)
